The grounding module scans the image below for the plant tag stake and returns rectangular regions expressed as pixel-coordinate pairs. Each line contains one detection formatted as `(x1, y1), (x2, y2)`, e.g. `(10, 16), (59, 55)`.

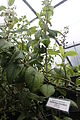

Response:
(46, 97), (70, 113)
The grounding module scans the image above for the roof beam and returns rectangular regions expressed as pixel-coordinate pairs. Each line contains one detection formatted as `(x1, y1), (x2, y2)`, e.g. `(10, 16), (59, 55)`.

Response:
(54, 0), (68, 8)
(65, 43), (80, 49)
(22, 0), (38, 17)
(22, 0), (68, 23)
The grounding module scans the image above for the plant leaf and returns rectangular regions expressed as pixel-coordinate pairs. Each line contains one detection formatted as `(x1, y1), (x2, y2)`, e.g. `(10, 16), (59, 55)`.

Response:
(48, 49), (59, 55)
(48, 29), (64, 38)
(42, 38), (50, 47)
(65, 51), (78, 57)
(63, 117), (72, 120)
(27, 26), (37, 36)
(28, 92), (44, 102)
(0, 6), (6, 11)
(8, 0), (15, 6)
(70, 99), (78, 108)
(0, 39), (13, 49)
(25, 67), (44, 92)
(58, 89), (66, 96)
(76, 78), (80, 86)
(10, 49), (25, 63)
(59, 46), (64, 56)
(48, 29), (57, 37)
(54, 116), (60, 120)
(65, 99), (78, 108)
(35, 30), (42, 39)
(32, 71), (44, 92)
(54, 68), (65, 77)
(40, 84), (55, 97)
(17, 113), (26, 120)
(6, 63), (23, 83)
(25, 66), (36, 89)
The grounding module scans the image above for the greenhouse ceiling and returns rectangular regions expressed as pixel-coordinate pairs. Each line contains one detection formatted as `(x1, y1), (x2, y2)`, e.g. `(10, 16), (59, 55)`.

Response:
(0, 0), (80, 46)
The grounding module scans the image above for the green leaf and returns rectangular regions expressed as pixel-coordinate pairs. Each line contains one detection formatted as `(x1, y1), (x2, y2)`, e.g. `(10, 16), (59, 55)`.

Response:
(40, 84), (55, 97)
(26, 40), (36, 51)
(48, 29), (64, 38)
(54, 116), (60, 120)
(42, 38), (50, 47)
(10, 49), (25, 63)
(48, 49), (59, 55)
(28, 59), (38, 65)
(65, 51), (78, 57)
(28, 92), (44, 102)
(34, 43), (39, 52)
(39, 19), (46, 30)
(25, 67), (44, 92)
(0, 39), (13, 49)
(48, 29), (57, 38)
(58, 89), (66, 96)
(0, 6), (6, 11)
(8, 0), (15, 6)
(0, 39), (7, 48)
(76, 78), (80, 86)
(27, 26), (37, 36)
(65, 99), (78, 108)
(70, 99), (78, 108)
(6, 63), (23, 83)
(59, 46), (64, 56)
(17, 113), (26, 120)
(54, 68), (65, 77)
(32, 71), (44, 92)
(19, 90), (31, 107)
(35, 30), (42, 39)
(15, 66), (26, 83)
(25, 66), (36, 88)
(63, 117), (72, 120)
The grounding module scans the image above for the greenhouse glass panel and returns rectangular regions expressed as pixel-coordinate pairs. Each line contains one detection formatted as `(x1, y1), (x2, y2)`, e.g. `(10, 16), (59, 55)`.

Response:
(51, 0), (80, 46)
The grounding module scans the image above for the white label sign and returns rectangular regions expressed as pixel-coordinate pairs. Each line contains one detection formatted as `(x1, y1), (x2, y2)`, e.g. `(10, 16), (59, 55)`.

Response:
(46, 97), (70, 112)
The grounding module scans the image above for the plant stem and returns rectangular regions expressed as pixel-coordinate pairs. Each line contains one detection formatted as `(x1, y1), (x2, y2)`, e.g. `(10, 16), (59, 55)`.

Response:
(45, 47), (48, 75)
(45, 1), (48, 75)
(44, 73), (77, 87)
(62, 59), (67, 87)
(44, 76), (80, 94)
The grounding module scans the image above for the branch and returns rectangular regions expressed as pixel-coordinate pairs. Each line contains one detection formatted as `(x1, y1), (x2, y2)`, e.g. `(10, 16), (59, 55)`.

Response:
(44, 76), (80, 94)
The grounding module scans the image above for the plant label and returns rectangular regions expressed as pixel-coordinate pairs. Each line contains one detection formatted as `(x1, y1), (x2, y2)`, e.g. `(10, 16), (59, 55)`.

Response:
(46, 97), (70, 112)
